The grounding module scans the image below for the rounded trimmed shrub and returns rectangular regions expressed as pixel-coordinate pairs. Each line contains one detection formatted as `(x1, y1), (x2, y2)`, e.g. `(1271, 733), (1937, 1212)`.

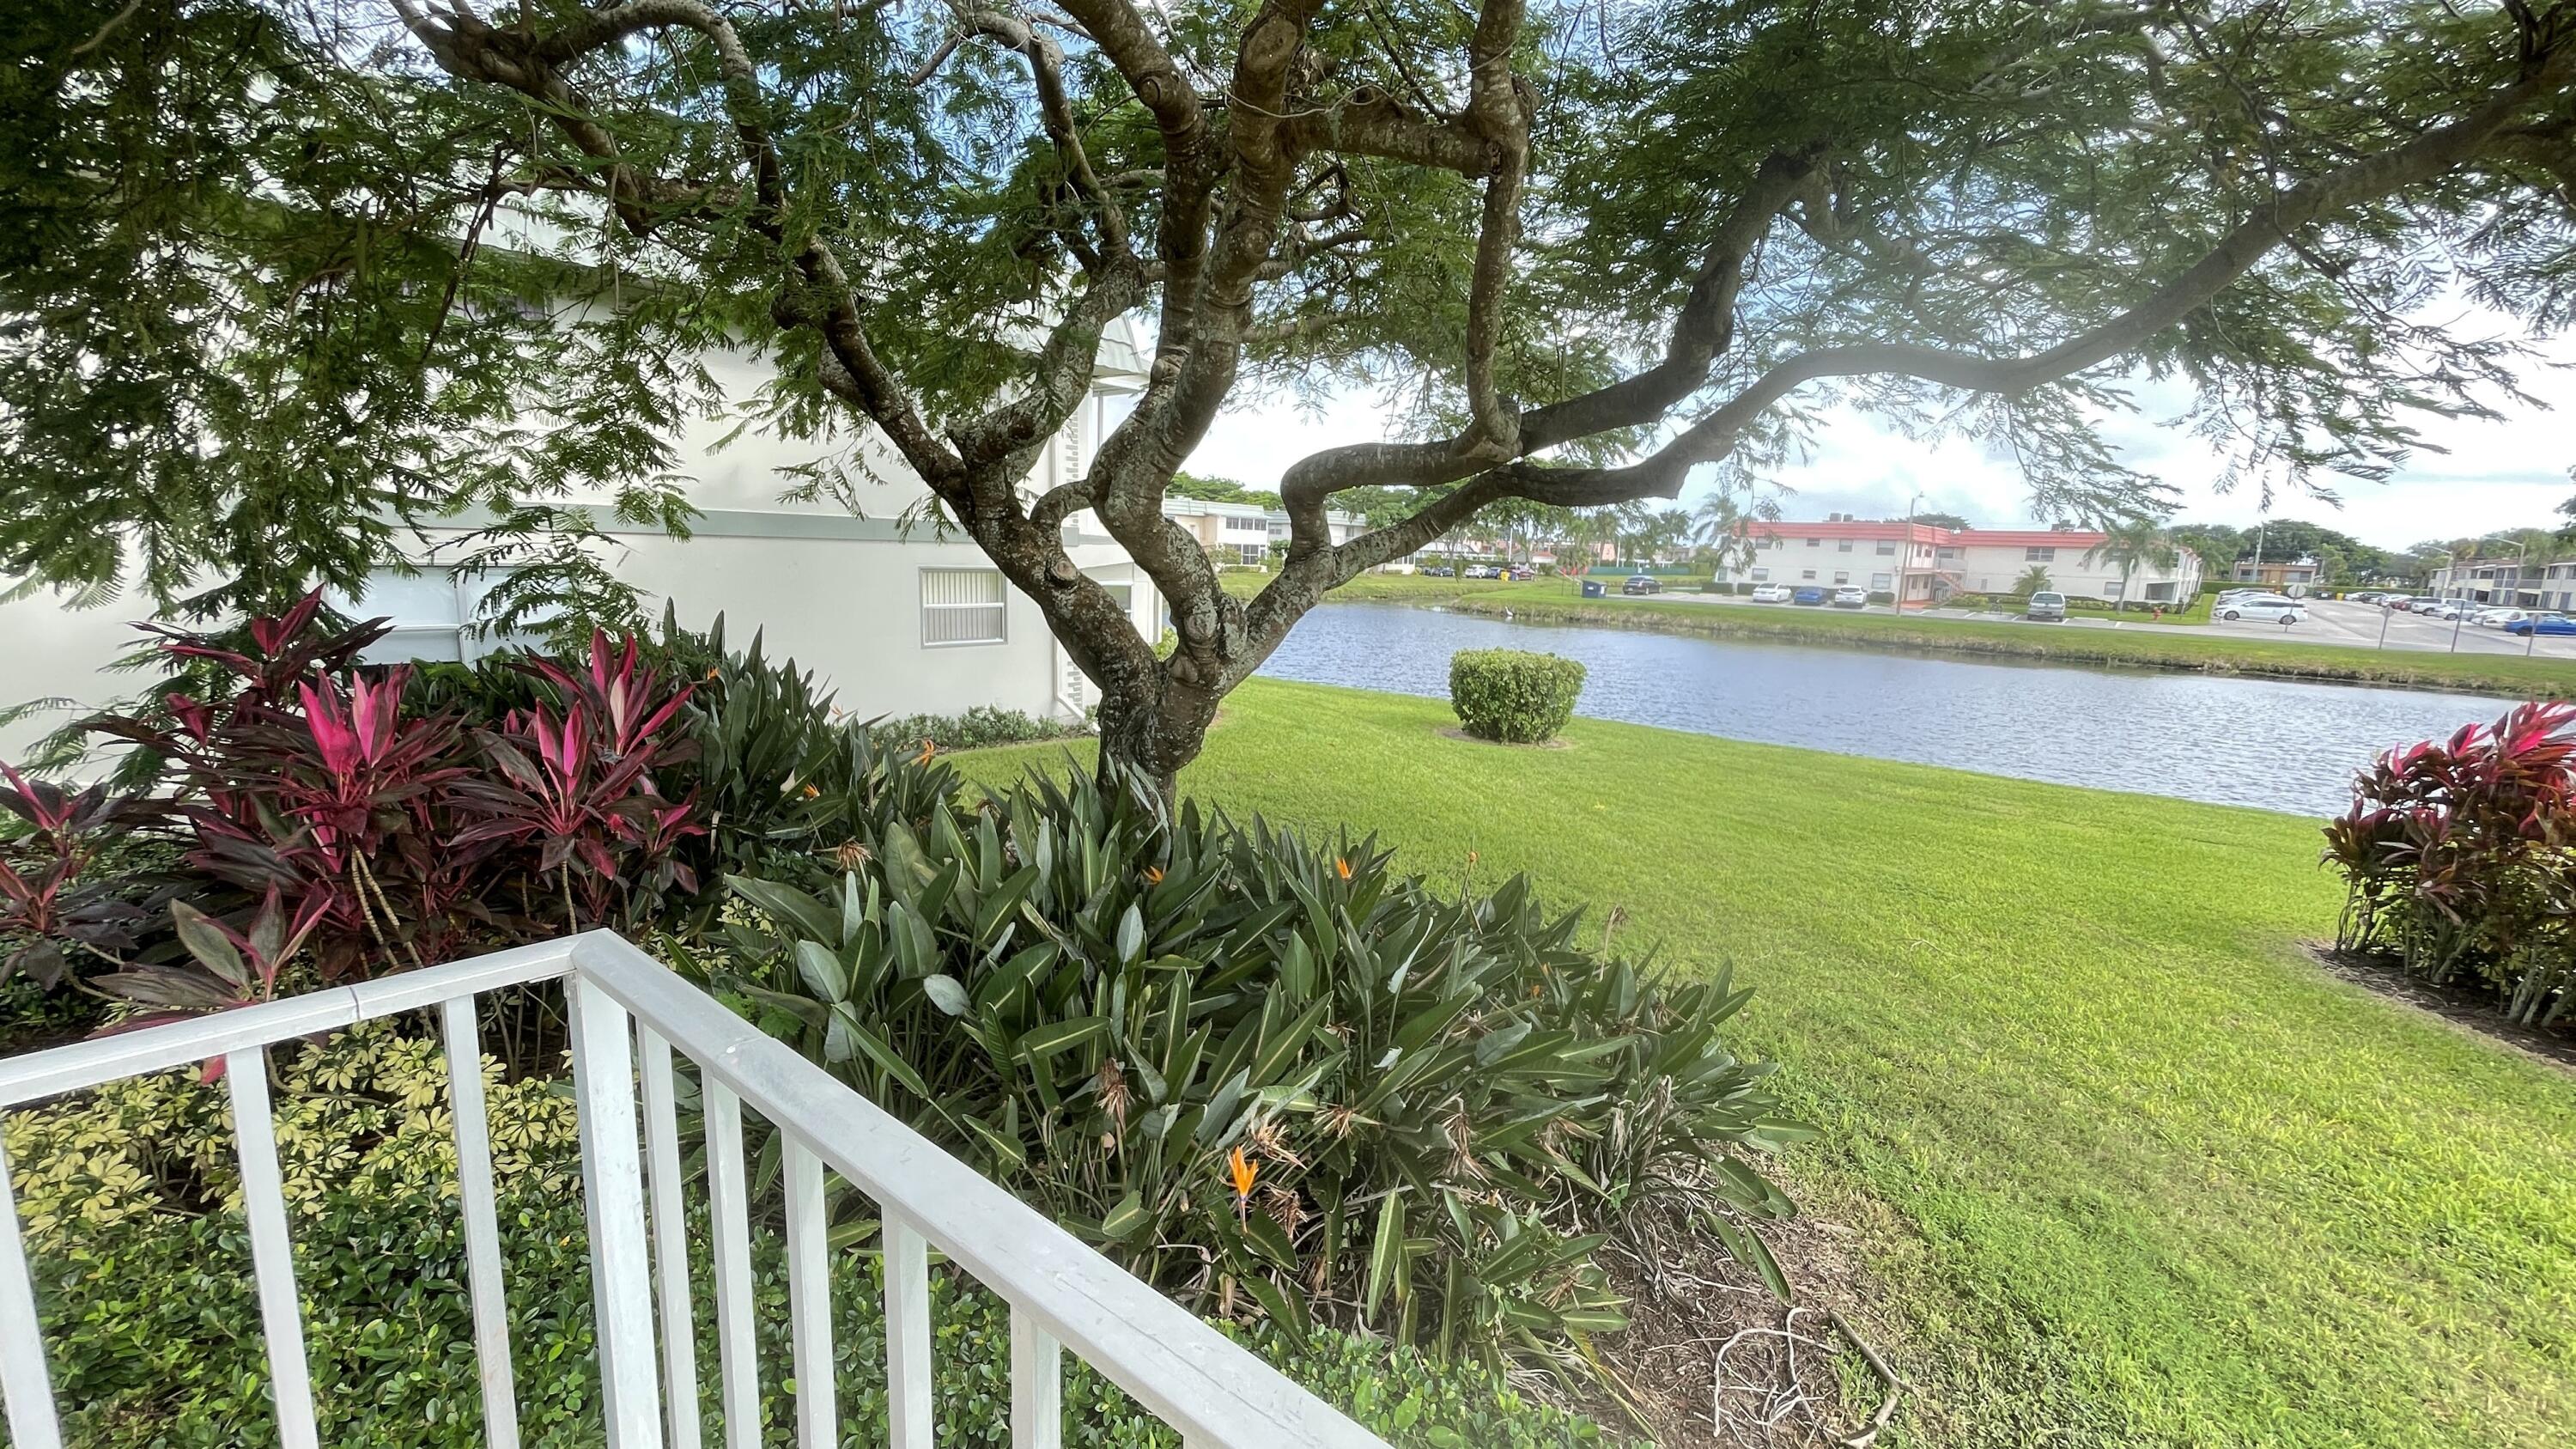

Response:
(1448, 648), (1586, 743)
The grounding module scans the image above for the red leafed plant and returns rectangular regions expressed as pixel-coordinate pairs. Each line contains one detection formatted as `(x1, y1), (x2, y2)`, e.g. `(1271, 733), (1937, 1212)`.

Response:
(0, 764), (161, 990)
(2325, 699), (2576, 1026)
(454, 631), (704, 932)
(9, 594), (707, 1022)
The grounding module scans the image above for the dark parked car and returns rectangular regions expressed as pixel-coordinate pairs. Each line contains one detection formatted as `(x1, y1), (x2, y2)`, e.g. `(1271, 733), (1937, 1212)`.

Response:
(1623, 574), (1662, 595)
(1423, 565), (1455, 577)
(1791, 586), (1826, 606)
(2506, 615), (2576, 636)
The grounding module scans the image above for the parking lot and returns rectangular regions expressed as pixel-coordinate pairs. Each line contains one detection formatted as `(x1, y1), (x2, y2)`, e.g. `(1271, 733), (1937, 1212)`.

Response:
(1652, 591), (2576, 660)
(2262, 598), (2576, 657)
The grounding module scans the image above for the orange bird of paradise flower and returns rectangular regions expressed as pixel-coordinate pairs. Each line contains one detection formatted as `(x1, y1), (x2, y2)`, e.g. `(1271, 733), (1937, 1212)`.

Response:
(1334, 856), (1352, 881)
(1226, 1146), (1259, 1223)
(915, 738), (937, 765)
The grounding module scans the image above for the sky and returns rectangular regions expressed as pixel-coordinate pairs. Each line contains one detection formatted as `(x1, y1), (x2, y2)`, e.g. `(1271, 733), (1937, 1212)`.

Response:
(1182, 338), (2576, 554)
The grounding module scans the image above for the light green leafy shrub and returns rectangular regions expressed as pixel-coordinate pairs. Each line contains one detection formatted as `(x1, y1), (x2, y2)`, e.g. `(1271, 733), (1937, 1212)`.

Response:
(870, 705), (1093, 755)
(1448, 651), (1588, 744)
(4, 1025), (1631, 1448)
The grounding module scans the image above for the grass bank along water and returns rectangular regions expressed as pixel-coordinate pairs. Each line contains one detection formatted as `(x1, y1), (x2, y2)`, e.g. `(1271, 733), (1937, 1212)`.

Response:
(1223, 573), (2576, 700)
(963, 679), (2576, 1449)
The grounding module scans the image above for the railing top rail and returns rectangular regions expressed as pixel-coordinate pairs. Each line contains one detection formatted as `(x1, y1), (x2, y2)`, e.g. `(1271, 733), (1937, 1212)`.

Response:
(568, 933), (1391, 1449)
(0, 938), (580, 1108)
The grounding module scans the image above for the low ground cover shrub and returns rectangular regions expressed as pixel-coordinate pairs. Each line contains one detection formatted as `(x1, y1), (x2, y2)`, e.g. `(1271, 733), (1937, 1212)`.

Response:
(3, 1023), (1631, 1448)
(2326, 700), (2576, 1025)
(719, 762), (1802, 1367)
(1448, 649), (1587, 744)
(870, 704), (1093, 754)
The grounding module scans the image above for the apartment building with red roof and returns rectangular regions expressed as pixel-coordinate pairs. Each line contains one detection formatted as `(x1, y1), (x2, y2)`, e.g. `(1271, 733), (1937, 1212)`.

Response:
(1728, 517), (2203, 608)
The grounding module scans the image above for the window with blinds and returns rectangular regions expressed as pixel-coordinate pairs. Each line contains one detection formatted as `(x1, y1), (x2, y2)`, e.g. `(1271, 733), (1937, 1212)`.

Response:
(920, 568), (1006, 646)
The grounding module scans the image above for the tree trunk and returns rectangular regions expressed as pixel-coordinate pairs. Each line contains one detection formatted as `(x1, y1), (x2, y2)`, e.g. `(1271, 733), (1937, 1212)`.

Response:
(1093, 670), (1224, 808)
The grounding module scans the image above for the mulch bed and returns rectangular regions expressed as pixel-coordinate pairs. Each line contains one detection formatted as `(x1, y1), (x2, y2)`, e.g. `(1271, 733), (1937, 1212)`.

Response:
(2306, 944), (2576, 1074)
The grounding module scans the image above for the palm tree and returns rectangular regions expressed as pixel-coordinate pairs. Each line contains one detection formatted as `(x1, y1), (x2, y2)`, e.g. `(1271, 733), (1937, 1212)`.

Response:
(2084, 520), (2179, 610)
(1690, 489), (1771, 581)
(1635, 506), (1694, 566)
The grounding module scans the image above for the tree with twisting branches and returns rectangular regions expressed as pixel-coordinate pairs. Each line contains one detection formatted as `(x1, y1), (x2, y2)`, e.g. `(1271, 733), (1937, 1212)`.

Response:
(9, 0), (2576, 795)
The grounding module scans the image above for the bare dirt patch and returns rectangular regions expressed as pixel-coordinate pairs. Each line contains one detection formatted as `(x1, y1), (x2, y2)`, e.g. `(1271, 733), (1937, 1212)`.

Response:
(1538, 1196), (1911, 1447)
(2307, 943), (2576, 1075)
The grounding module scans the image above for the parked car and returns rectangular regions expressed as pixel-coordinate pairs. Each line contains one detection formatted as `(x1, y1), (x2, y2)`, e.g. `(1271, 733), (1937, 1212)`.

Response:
(1790, 586), (1826, 606)
(2025, 590), (2069, 622)
(2217, 594), (2307, 624)
(2348, 591), (2384, 604)
(2483, 608), (2543, 629)
(2506, 615), (2576, 636)
(1423, 564), (1455, 577)
(1831, 586), (1868, 609)
(1508, 566), (1535, 581)
(1750, 583), (1793, 603)
(1462, 564), (1496, 579)
(2422, 600), (2469, 621)
(2410, 597), (2444, 612)
(1623, 574), (1662, 595)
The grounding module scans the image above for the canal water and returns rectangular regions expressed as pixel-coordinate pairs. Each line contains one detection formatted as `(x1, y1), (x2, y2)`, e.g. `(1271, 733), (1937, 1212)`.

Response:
(1256, 604), (2518, 816)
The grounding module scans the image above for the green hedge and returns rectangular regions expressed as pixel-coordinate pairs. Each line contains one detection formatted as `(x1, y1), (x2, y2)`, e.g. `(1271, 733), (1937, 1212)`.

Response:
(1448, 650), (1587, 744)
(5, 1029), (1631, 1449)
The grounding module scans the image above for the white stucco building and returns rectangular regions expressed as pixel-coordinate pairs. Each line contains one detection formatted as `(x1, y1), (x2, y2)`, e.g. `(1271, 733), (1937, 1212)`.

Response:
(1156, 497), (1367, 566)
(1732, 518), (2203, 606)
(0, 322), (1161, 762)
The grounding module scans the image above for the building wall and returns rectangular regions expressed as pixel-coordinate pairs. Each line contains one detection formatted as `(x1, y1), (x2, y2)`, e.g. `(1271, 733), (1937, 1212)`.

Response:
(1741, 521), (2202, 603)
(0, 323), (1157, 764)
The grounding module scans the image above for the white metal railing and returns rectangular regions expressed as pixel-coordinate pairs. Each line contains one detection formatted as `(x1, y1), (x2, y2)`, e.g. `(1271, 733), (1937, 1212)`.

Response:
(0, 931), (1393, 1449)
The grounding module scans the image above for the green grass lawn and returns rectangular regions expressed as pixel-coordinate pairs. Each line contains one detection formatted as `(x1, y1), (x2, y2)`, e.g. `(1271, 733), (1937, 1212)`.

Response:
(1216, 571), (2576, 698)
(961, 679), (2576, 1449)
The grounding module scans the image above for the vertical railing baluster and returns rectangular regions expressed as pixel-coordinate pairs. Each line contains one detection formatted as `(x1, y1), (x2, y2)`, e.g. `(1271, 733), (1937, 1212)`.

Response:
(885, 1219), (933, 1449)
(226, 1048), (321, 1449)
(568, 975), (665, 1449)
(637, 1026), (703, 1449)
(0, 1131), (66, 1449)
(702, 1081), (762, 1449)
(1009, 1307), (1062, 1449)
(440, 995), (521, 1449)
(783, 1139), (835, 1449)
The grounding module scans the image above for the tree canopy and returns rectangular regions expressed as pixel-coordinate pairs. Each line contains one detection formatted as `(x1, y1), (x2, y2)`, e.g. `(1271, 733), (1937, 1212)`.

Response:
(6, 0), (2575, 783)
(1166, 472), (1282, 508)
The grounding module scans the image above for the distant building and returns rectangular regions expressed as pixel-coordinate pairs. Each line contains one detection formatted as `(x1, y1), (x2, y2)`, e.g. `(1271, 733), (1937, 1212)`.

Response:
(2229, 557), (2322, 594)
(1157, 497), (1365, 566)
(2542, 562), (2576, 612)
(1731, 518), (2202, 607)
(2429, 558), (2549, 607)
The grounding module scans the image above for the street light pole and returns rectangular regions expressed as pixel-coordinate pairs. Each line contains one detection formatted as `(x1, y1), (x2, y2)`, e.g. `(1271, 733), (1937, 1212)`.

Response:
(1893, 490), (1922, 614)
